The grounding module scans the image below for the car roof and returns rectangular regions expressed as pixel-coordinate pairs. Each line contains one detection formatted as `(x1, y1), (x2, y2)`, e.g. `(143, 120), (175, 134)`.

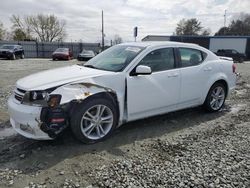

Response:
(119, 41), (200, 48)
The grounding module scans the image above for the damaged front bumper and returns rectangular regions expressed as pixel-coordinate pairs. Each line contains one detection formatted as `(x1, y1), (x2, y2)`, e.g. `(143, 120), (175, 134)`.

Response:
(8, 95), (68, 140)
(8, 95), (52, 140)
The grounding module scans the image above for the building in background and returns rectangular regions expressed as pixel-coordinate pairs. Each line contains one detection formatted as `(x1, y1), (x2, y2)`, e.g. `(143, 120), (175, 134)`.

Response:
(142, 35), (250, 60)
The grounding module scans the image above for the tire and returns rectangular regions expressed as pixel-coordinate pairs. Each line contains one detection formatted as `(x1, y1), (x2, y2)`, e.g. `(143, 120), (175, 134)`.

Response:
(239, 57), (244, 63)
(21, 53), (25, 59)
(70, 98), (118, 143)
(203, 82), (226, 112)
(11, 54), (16, 60)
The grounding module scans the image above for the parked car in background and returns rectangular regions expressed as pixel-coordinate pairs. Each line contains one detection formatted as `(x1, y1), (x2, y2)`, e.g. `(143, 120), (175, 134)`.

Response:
(8, 42), (237, 143)
(52, 48), (73, 61)
(77, 50), (96, 61)
(0, 45), (24, 60)
(215, 49), (246, 63)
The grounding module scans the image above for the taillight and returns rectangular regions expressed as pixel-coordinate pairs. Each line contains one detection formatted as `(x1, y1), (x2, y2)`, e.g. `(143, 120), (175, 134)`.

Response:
(232, 63), (236, 73)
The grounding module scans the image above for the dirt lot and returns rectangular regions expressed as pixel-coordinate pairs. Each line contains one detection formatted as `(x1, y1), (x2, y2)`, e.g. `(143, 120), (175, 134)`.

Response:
(0, 59), (249, 188)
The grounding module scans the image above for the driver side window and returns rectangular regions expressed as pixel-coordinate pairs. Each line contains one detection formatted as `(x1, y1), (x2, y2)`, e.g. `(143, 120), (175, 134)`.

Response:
(138, 48), (175, 72)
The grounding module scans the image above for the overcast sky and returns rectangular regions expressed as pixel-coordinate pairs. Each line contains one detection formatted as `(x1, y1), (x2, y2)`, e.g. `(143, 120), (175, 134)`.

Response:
(0, 0), (249, 43)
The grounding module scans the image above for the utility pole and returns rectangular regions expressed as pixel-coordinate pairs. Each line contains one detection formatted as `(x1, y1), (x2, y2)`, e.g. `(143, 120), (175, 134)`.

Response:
(134, 26), (138, 42)
(101, 10), (104, 51)
(224, 9), (227, 35)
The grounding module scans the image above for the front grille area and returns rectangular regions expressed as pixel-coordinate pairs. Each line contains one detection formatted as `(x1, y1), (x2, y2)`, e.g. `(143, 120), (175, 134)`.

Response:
(14, 88), (26, 102)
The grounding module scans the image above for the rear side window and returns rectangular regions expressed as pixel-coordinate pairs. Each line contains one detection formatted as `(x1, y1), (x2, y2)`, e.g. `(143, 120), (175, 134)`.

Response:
(139, 48), (175, 72)
(179, 48), (205, 67)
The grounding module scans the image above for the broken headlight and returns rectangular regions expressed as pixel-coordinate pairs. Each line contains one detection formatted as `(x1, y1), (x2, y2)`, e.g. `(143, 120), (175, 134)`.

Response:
(22, 87), (57, 106)
(30, 91), (49, 101)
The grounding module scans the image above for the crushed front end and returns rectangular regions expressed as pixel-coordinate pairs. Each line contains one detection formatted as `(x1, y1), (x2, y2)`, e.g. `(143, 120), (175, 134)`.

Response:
(8, 87), (69, 140)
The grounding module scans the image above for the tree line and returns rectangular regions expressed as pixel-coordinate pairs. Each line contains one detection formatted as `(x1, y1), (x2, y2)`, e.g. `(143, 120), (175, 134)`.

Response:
(175, 13), (250, 36)
(1, 13), (250, 42)
(0, 14), (66, 42)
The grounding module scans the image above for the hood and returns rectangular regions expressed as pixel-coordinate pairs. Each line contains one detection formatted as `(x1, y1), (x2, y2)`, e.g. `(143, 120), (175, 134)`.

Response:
(0, 49), (12, 52)
(16, 65), (113, 90)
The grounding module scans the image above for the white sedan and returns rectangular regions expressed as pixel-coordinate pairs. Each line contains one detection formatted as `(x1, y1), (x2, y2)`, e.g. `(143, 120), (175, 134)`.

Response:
(8, 42), (237, 143)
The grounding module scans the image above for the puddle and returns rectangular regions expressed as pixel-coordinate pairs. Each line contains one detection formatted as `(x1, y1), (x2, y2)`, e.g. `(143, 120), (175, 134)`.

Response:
(0, 128), (17, 140)
(230, 104), (247, 114)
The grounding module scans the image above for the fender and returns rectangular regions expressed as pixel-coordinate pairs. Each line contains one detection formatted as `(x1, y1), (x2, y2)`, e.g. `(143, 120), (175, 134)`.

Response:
(201, 72), (229, 103)
(39, 83), (119, 139)
(51, 82), (117, 105)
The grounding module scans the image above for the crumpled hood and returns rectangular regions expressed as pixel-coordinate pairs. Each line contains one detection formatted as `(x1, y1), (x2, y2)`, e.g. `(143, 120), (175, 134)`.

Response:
(16, 65), (112, 90)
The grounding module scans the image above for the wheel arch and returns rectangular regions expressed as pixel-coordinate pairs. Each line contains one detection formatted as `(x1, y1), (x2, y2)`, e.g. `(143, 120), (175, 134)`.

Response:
(52, 83), (120, 121)
(70, 91), (120, 119)
(213, 79), (229, 97)
(202, 78), (229, 104)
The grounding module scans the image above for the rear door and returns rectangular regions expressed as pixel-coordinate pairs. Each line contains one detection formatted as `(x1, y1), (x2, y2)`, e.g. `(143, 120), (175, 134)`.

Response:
(177, 48), (211, 108)
(126, 47), (181, 121)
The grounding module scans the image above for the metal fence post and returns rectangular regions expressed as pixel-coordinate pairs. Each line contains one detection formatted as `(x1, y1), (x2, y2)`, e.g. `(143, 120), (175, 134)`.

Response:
(36, 41), (38, 58)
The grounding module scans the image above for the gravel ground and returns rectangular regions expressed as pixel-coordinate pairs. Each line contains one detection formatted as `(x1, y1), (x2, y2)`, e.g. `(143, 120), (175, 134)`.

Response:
(0, 59), (249, 188)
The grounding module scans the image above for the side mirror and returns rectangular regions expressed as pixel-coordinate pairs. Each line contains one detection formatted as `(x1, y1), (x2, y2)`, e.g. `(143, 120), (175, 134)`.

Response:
(135, 65), (152, 75)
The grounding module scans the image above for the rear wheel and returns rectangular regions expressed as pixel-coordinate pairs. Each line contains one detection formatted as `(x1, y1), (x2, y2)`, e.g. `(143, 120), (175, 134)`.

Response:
(21, 53), (25, 59)
(70, 98), (118, 143)
(204, 82), (226, 112)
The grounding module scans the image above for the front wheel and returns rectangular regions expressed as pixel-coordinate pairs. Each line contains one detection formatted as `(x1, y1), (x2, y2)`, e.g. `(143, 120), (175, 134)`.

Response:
(70, 98), (118, 143)
(203, 83), (226, 112)
(11, 53), (16, 60)
(239, 57), (244, 63)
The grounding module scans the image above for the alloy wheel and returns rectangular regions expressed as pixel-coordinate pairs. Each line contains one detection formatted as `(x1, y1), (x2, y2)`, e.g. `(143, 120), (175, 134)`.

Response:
(210, 86), (225, 110)
(80, 105), (114, 140)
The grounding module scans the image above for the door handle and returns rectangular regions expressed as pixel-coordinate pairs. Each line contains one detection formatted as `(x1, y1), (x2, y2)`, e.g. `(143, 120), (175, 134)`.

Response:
(168, 73), (179, 78)
(204, 67), (212, 71)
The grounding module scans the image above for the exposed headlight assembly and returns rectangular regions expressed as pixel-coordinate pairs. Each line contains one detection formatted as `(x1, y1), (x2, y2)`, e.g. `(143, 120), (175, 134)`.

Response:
(22, 87), (58, 106)
(30, 91), (49, 101)
(22, 91), (48, 106)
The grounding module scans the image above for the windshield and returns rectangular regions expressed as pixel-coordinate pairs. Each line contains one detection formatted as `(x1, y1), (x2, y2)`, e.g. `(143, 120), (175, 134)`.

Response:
(55, 48), (68, 52)
(84, 45), (144, 72)
(1, 45), (15, 50)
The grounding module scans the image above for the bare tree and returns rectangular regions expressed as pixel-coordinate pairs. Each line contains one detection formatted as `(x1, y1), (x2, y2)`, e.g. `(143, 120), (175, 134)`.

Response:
(201, 28), (211, 36)
(26, 14), (66, 42)
(12, 28), (29, 41)
(10, 15), (33, 40)
(0, 21), (5, 40)
(113, 34), (123, 45)
(11, 14), (66, 42)
(176, 18), (203, 35)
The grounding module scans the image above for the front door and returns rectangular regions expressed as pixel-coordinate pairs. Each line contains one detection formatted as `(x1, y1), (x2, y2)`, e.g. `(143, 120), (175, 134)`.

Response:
(126, 47), (181, 121)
